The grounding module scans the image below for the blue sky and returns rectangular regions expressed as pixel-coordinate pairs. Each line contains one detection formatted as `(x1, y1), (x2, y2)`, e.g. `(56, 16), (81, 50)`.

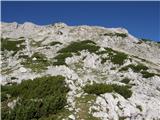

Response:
(1, 1), (160, 41)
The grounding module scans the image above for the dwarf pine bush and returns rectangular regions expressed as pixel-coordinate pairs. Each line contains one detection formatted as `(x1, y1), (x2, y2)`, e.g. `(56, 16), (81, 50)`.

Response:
(119, 64), (148, 72)
(100, 32), (127, 38)
(49, 41), (62, 46)
(110, 52), (128, 65)
(58, 40), (100, 53)
(121, 78), (130, 84)
(141, 71), (155, 78)
(1, 38), (25, 55)
(83, 83), (113, 95)
(1, 76), (69, 120)
(83, 83), (132, 99)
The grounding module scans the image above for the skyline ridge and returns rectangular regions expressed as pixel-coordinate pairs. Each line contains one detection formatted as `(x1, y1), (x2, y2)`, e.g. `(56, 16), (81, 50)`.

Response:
(2, 1), (160, 41)
(1, 21), (159, 42)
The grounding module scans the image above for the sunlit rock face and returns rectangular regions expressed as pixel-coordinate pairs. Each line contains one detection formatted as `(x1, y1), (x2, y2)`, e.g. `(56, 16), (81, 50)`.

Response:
(1, 22), (160, 120)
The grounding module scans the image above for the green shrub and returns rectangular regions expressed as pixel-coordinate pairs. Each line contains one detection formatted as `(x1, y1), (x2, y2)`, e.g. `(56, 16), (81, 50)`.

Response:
(121, 78), (130, 84)
(1, 92), (8, 102)
(19, 37), (25, 39)
(96, 50), (109, 55)
(53, 52), (73, 65)
(97, 48), (114, 56)
(102, 33), (114, 36)
(101, 58), (108, 64)
(136, 105), (142, 112)
(54, 52), (73, 60)
(100, 33), (127, 38)
(141, 71), (155, 78)
(50, 41), (62, 46)
(1, 76), (69, 120)
(119, 64), (148, 72)
(115, 33), (127, 37)
(119, 64), (133, 71)
(104, 47), (115, 56)
(83, 83), (113, 95)
(83, 83), (132, 99)
(18, 55), (29, 59)
(111, 84), (132, 99)
(1, 38), (25, 55)
(6, 96), (67, 120)
(58, 40), (100, 53)
(135, 64), (148, 71)
(110, 52), (128, 65)
(6, 76), (69, 99)
(80, 40), (96, 45)
(52, 59), (67, 66)
(119, 64), (158, 78)
(97, 48), (128, 65)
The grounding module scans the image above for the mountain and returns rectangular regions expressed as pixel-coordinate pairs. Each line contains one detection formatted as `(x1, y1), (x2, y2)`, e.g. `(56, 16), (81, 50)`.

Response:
(1, 22), (160, 120)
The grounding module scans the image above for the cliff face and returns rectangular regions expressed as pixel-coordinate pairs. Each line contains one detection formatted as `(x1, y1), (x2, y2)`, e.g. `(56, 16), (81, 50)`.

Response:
(1, 22), (160, 120)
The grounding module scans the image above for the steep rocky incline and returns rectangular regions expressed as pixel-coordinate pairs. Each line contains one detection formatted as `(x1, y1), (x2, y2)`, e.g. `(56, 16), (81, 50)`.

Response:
(1, 22), (160, 65)
(1, 22), (160, 120)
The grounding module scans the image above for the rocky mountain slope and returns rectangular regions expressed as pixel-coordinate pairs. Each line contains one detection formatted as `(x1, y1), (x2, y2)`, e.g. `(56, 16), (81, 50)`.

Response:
(1, 22), (160, 120)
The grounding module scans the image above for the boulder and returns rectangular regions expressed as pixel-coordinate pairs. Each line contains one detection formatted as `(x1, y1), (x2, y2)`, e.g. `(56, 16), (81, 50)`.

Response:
(68, 114), (75, 120)
(19, 67), (27, 73)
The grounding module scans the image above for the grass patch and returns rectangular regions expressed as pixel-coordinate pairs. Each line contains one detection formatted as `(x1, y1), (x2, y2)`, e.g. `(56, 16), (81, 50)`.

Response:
(76, 94), (99, 120)
(39, 109), (71, 120)
(1, 76), (69, 120)
(21, 52), (50, 72)
(83, 83), (132, 99)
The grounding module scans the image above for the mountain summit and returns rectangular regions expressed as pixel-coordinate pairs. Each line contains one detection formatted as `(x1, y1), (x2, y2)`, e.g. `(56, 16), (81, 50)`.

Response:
(1, 22), (160, 120)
